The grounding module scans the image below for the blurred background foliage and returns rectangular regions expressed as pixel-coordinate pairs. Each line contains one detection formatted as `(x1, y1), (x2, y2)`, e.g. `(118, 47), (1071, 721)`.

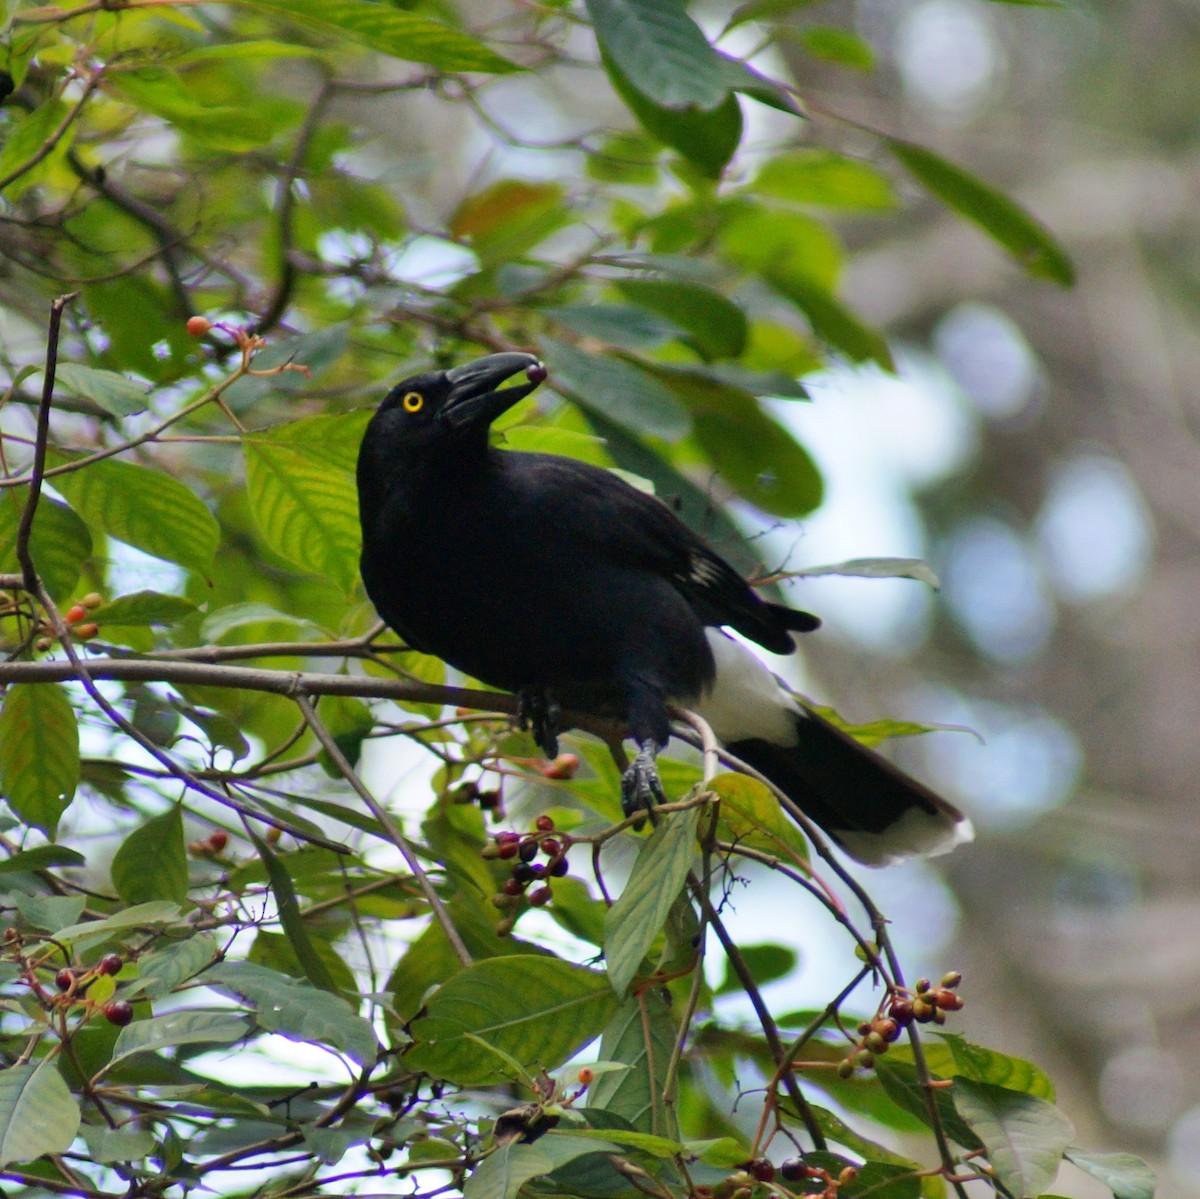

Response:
(0, 0), (1191, 1195)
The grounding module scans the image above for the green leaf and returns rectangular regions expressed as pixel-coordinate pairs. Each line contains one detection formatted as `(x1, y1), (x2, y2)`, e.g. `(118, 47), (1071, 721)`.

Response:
(719, 203), (843, 291)
(751, 149), (895, 210)
(604, 807), (699, 997)
(0, 844), (85, 874)
(1063, 1149), (1156, 1199)
(809, 1104), (921, 1169)
(793, 26), (876, 71)
(206, 960), (380, 1065)
(602, 49), (742, 178)
(110, 69), (280, 152)
(315, 695), (374, 776)
(46, 364), (149, 416)
(952, 1079), (1074, 1199)
(539, 337), (689, 440)
(936, 1032), (1055, 1100)
(49, 456), (218, 576)
(90, 591), (198, 627)
(724, 0), (824, 30)
(589, 991), (677, 1134)
(0, 683), (79, 837)
(450, 180), (567, 265)
(615, 279), (748, 360)
(231, 0), (522, 73)
(198, 602), (325, 643)
(0, 491), (92, 602)
(875, 1059), (982, 1150)
(78, 1125), (156, 1164)
(129, 932), (221, 999)
(584, 0), (727, 110)
(243, 436), (361, 590)
(716, 943), (797, 995)
(545, 303), (684, 350)
(108, 1011), (248, 1069)
(0, 98), (72, 200)
(770, 274), (893, 367)
(710, 771), (810, 859)
(111, 806), (188, 906)
(247, 828), (338, 994)
(52, 901), (182, 945)
(464, 1134), (622, 1199)
(406, 956), (617, 1086)
(0, 1061), (80, 1166)
(887, 139), (1074, 286)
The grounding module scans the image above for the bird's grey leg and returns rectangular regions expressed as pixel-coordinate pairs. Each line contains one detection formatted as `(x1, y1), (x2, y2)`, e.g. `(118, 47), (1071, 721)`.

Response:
(516, 687), (560, 759)
(621, 740), (667, 817)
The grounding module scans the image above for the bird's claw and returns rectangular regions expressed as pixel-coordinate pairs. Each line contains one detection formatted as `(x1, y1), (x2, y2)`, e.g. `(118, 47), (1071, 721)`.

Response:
(516, 687), (560, 759)
(621, 743), (666, 820)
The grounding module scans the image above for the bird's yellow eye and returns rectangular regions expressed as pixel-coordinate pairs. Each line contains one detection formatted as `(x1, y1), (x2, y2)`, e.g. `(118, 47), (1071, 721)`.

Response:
(402, 391), (424, 413)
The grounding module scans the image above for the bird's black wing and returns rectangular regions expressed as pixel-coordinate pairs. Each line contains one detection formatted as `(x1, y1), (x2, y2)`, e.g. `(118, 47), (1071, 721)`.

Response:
(506, 453), (818, 654)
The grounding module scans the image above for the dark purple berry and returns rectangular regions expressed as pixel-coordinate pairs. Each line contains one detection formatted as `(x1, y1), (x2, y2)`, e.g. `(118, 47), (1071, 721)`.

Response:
(104, 1000), (133, 1026)
(518, 839), (538, 862)
(512, 862), (537, 884)
(780, 1157), (806, 1182)
(550, 857), (569, 877)
(97, 954), (123, 977)
(55, 968), (75, 991)
(529, 886), (552, 907)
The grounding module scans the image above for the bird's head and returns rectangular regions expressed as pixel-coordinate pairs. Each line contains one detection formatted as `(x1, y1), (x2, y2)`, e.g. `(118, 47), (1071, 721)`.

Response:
(371, 352), (547, 450)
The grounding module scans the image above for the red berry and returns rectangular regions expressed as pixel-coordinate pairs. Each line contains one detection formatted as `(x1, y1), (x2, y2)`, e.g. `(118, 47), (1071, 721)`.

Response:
(540, 754), (579, 780)
(96, 954), (122, 977)
(502, 878), (525, 897)
(576, 1066), (595, 1085)
(540, 837), (561, 857)
(526, 362), (548, 384)
(73, 622), (99, 640)
(528, 886), (552, 907)
(55, 968), (75, 991)
(498, 841), (519, 860)
(208, 829), (228, 852)
(873, 1017), (901, 1042)
(888, 997), (914, 1024)
(65, 604), (87, 624)
(104, 1000), (133, 1026)
(935, 988), (964, 1011)
(535, 815), (555, 832)
(186, 315), (213, 337)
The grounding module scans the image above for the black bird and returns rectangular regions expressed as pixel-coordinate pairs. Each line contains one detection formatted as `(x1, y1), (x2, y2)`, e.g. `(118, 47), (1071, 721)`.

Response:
(357, 352), (972, 866)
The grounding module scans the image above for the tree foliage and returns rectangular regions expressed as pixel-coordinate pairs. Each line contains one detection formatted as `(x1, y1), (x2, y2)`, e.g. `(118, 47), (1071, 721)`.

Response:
(0, 2), (1153, 1198)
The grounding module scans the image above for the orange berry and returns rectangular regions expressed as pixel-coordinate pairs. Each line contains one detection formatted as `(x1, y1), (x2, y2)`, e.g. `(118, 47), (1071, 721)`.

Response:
(577, 1066), (594, 1085)
(186, 315), (213, 337)
(65, 605), (87, 624)
(73, 622), (99, 640)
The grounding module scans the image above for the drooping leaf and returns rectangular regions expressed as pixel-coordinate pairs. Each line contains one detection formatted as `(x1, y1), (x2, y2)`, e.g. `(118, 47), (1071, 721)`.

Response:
(406, 956), (617, 1086)
(0, 844), (85, 874)
(49, 456), (218, 576)
(0, 1061), (80, 1166)
(89, 591), (199, 627)
(450, 180), (567, 265)
(614, 279), (748, 360)
(46, 363), (150, 416)
(464, 1133), (623, 1199)
(589, 991), (677, 1134)
(604, 807), (700, 997)
(751, 149), (896, 210)
(584, 0), (728, 110)
(0, 490), (92, 601)
(229, 0), (522, 73)
(243, 436), (361, 591)
(0, 683), (79, 837)
(601, 50), (742, 178)
(111, 805), (188, 906)
(108, 1011), (248, 1068)
(206, 960), (380, 1065)
(1063, 1148), (1156, 1199)
(539, 337), (689, 440)
(952, 1079), (1074, 1199)
(887, 138), (1074, 285)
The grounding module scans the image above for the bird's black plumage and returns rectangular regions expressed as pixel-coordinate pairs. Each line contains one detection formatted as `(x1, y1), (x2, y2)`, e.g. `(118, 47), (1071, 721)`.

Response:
(357, 352), (972, 865)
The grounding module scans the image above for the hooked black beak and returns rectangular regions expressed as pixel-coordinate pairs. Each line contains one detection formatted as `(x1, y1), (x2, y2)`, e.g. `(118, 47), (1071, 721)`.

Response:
(440, 352), (546, 431)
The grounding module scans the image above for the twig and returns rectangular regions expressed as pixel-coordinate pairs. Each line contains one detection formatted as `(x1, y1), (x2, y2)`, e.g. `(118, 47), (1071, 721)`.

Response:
(293, 695), (473, 968)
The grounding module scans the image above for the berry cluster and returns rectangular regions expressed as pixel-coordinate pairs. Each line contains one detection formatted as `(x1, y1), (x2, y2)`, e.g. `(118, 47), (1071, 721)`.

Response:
(703, 1159), (858, 1199)
(450, 779), (505, 821)
(838, 971), (964, 1077)
(779, 1157), (858, 1198)
(888, 971), (965, 1026)
(52, 954), (133, 1025)
(484, 816), (570, 933)
(34, 592), (102, 651)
